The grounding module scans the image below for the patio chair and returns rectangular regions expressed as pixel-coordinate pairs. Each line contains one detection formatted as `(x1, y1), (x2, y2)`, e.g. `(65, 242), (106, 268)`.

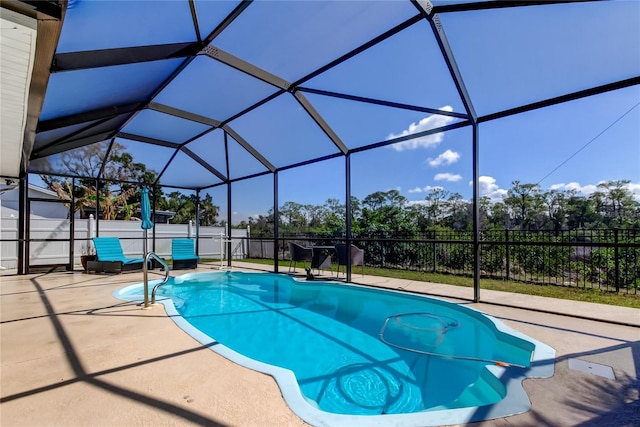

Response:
(92, 237), (147, 273)
(172, 238), (199, 270)
(335, 243), (365, 277)
(288, 242), (313, 273)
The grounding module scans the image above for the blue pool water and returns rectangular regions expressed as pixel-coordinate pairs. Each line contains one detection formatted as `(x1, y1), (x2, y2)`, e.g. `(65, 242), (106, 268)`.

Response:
(116, 271), (555, 426)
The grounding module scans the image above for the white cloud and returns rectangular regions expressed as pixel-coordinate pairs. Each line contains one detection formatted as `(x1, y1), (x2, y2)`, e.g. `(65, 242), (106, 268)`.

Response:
(378, 175), (640, 208)
(627, 182), (640, 200)
(427, 149), (460, 167)
(549, 182), (599, 197)
(230, 211), (263, 223)
(469, 176), (508, 201)
(477, 176), (499, 194)
(388, 106), (456, 151)
(471, 179), (640, 202)
(408, 185), (443, 194)
(578, 184), (599, 195)
(434, 173), (462, 182)
(549, 181), (640, 201)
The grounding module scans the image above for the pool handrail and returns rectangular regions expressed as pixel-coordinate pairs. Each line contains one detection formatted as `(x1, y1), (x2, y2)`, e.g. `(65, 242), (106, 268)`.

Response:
(142, 252), (170, 308)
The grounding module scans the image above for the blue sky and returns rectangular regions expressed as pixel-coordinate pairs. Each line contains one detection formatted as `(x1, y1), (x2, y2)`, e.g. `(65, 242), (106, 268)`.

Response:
(212, 1), (640, 223)
(30, 1), (640, 225)
(261, 86), (639, 204)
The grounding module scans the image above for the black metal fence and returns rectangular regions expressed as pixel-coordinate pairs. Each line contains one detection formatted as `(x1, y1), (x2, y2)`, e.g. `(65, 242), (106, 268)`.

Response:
(248, 229), (640, 295)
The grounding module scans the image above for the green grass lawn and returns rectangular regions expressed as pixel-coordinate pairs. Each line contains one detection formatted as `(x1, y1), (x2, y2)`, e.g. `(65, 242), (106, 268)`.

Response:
(230, 258), (640, 309)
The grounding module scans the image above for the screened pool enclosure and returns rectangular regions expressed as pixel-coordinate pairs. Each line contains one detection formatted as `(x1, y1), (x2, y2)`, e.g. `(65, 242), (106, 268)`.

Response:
(1, 1), (638, 295)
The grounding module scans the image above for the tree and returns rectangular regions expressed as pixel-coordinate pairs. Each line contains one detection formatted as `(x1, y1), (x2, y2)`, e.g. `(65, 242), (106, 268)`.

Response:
(479, 196), (492, 230)
(246, 211), (275, 236)
(157, 192), (219, 225)
(405, 203), (430, 231)
(199, 194), (219, 226)
(304, 204), (324, 230)
(361, 190), (407, 228)
(504, 181), (541, 230)
(541, 189), (567, 232)
(592, 180), (637, 227)
(359, 189), (416, 237)
(424, 187), (449, 224)
(443, 192), (471, 231)
(489, 201), (511, 229)
(279, 201), (306, 233)
(97, 186), (136, 220)
(41, 142), (161, 220)
(39, 143), (108, 188)
(40, 142), (157, 187)
(49, 179), (93, 218)
(320, 198), (345, 235)
(362, 191), (388, 211)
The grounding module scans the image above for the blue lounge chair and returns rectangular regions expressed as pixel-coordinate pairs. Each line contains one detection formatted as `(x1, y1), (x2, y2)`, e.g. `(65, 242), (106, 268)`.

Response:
(92, 237), (146, 273)
(172, 239), (199, 270)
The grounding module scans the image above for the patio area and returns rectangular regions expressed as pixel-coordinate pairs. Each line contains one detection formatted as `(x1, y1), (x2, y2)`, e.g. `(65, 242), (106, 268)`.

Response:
(1, 262), (638, 427)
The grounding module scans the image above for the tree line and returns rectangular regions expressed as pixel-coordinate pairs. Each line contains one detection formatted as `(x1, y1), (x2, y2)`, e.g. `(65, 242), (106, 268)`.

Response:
(243, 183), (639, 290)
(243, 180), (640, 236)
(41, 143), (638, 232)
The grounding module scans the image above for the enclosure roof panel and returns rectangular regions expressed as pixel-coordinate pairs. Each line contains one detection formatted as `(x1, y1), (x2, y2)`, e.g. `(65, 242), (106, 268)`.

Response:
(56, 0), (197, 53)
(441, 1), (640, 117)
(21, 0), (638, 189)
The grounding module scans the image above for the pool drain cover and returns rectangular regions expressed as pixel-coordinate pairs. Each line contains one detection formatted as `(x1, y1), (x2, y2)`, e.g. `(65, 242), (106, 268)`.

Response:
(333, 363), (403, 411)
(568, 358), (615, 379)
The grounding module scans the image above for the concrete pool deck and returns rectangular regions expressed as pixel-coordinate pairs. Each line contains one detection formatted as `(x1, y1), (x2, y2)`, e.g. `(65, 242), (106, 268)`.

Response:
(1, 262), (638, 426)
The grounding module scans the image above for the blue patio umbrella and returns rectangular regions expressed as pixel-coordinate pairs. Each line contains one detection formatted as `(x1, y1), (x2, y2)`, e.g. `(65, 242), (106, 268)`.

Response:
(141, 187), (154, 256)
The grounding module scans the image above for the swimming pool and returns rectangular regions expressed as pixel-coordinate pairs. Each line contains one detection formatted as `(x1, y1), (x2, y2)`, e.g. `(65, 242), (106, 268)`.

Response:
(115, 271), (555, 426)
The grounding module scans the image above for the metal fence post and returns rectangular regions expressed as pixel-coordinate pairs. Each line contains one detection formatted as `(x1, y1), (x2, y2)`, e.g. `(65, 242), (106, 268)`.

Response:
(432, 243), (437, 273)
(614, 228), (620, 292)
(505, 229), (510, 281)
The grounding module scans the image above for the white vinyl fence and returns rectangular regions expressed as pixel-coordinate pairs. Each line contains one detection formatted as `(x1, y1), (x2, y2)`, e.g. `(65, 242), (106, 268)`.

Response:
(0, 217), (18, 271)
(0, 215), (249, 270)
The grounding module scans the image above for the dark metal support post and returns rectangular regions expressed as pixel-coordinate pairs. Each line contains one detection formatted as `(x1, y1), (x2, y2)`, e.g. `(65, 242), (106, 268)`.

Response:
(69, 177), (75, 270)
(472, 123), (480, 302)
(226, 184), (232, 267)
(345, 153), (352, 282)
(18, 177), (27, 275)
(95, 178), (100, 236)
(151, 187), (156, 252)
(195, 189), (201, 255)
(273, 172), (279, 273)
(418, 0), (480, 300)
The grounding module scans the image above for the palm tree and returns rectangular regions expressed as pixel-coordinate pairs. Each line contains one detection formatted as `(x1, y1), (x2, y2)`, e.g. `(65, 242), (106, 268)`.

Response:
(120, 199), (140, 221)
(197, 194), (219, 226)
(98, 187), (136, 220)
(50, 180), (94, 218)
